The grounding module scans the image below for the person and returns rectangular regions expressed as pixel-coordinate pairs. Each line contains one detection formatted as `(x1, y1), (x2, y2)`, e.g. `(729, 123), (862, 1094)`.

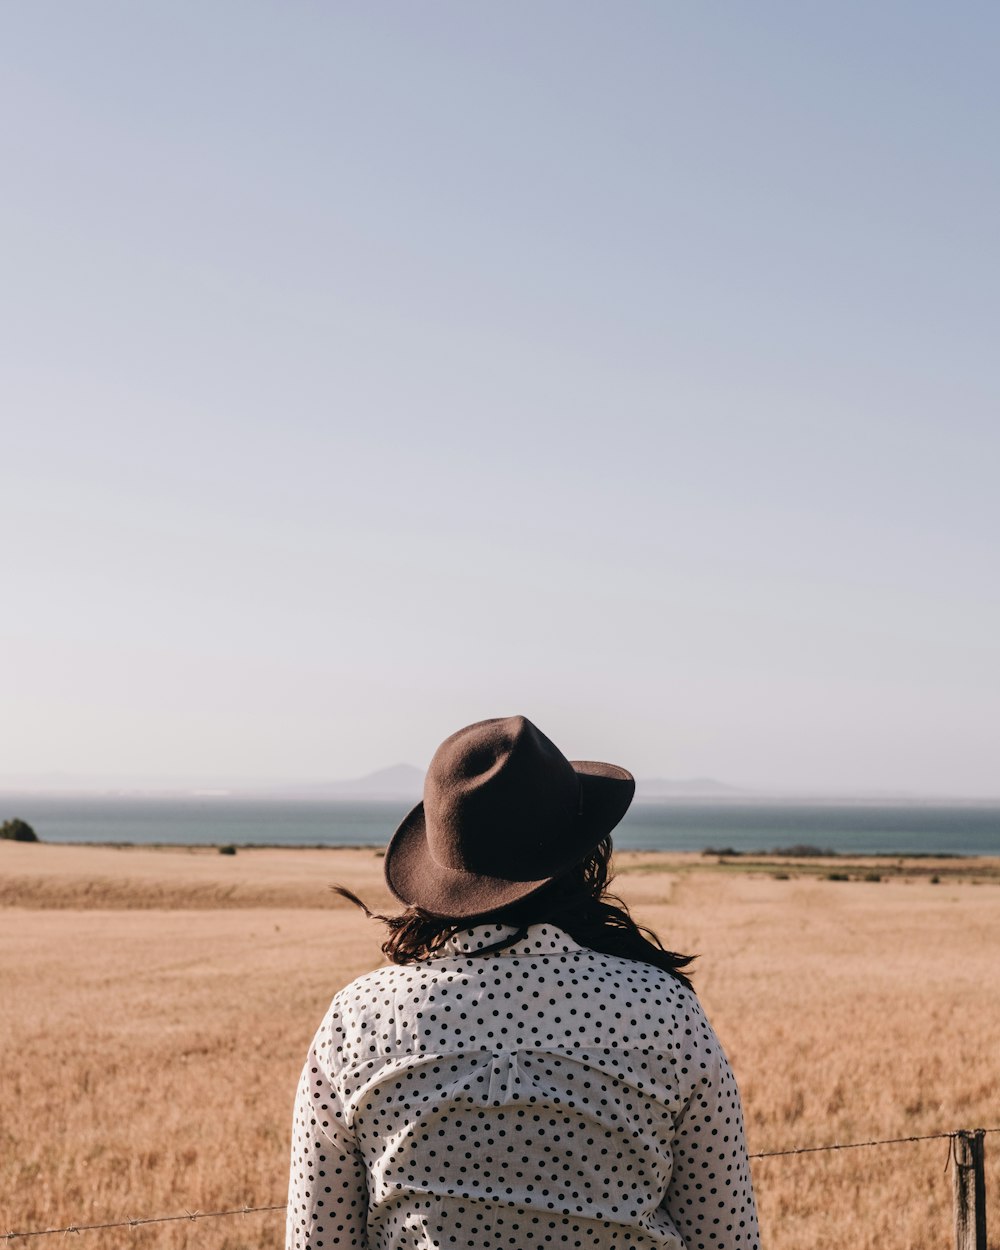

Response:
(287, 715), (759, 1250)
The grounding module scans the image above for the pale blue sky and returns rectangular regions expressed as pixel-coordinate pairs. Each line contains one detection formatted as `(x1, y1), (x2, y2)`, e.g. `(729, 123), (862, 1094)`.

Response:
(2, 3), (997, 793)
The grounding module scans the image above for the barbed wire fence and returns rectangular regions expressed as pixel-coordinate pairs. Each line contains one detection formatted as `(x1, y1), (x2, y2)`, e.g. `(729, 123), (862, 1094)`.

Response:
(3, 1127), (997, 1245)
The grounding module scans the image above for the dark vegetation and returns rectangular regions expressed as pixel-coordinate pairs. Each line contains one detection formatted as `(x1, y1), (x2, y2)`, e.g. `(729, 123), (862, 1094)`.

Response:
(625, 847), (994, 885)
(704, 844), (837, 857)
(1, 818), (38, 842)
(702, 844), (966, 859)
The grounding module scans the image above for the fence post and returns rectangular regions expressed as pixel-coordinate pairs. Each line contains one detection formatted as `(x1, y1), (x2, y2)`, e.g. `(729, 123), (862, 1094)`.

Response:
(953, 1129), (987, 1250)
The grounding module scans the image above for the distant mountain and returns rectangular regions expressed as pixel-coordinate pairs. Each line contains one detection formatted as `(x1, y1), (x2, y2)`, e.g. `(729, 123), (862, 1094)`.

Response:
(634, 776), (747, 799)
(1, 768), (990, 802)
(269, 769), (745, 801)
(0, 766), (746, 801)
(267, 764), (425, 801)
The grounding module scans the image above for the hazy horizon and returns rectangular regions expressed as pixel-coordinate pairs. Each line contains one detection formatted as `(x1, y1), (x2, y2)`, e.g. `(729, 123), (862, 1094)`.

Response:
(2, 764), (998, 803)
(3, 5), (997, 796)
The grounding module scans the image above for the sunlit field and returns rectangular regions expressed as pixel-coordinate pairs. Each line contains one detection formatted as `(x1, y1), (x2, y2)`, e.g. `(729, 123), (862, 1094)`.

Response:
(2, 842), (998, 1249)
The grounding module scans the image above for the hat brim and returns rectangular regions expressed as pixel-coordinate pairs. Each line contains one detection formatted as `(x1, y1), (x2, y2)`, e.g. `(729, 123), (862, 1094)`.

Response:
(383, 761), (635, 921)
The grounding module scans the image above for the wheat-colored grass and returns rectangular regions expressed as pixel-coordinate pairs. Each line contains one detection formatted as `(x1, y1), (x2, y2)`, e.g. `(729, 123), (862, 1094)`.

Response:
(1, 842), (998, 1249)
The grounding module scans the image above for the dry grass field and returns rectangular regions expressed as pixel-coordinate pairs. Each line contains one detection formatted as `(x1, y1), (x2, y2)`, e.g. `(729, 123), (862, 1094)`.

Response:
(2, 841), (998, 1249)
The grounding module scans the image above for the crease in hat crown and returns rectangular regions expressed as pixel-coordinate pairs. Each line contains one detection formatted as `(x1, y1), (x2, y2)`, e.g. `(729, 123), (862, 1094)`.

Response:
(383, 714), (635, 920)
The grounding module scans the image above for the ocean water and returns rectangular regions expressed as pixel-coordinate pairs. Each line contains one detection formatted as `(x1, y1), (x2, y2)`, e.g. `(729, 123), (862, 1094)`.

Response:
(4, 795), (1000, 856)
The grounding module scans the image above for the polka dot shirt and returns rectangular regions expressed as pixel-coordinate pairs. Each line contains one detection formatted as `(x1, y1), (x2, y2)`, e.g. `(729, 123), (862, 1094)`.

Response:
(287, 923), (758, 1250)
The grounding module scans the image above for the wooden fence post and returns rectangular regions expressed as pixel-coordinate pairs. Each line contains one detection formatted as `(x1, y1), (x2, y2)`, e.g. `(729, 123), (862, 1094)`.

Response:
(953, 1129), (987, 1250)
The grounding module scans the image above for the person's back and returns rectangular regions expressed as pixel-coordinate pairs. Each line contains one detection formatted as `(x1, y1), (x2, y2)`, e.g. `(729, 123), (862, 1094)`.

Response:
(287, 716), (759, 1249)
(289, 921), (757, 1249)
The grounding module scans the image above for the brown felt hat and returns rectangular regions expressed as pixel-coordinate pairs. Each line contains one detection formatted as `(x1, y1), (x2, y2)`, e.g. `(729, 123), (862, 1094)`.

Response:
(384, 715), (635, 920)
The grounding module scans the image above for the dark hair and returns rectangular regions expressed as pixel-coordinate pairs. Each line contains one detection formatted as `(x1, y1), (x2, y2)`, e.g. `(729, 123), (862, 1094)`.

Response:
(335, 838), (695, 990)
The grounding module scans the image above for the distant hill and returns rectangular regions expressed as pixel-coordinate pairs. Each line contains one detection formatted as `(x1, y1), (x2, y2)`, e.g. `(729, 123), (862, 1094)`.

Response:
(288, 769), (748, 802)
(272, 769), (746, 802)
(259, 768), (749, 802)
(268, 764), (425, 801)
(0, 766), (747, 801)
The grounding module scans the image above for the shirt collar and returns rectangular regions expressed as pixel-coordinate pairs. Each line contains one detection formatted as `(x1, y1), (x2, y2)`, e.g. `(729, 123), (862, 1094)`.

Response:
(436, 922), (583, 958)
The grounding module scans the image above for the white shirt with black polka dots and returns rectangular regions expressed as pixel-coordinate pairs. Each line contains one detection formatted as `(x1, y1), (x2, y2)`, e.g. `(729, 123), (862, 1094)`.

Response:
(288, 922), (759, 1250)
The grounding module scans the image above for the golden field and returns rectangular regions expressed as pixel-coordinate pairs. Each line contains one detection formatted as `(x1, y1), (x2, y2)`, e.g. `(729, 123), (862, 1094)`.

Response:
(1, 841), (998, 1249)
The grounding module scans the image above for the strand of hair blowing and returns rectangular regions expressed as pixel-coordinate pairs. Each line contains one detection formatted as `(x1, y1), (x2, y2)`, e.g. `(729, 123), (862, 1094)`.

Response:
(334, 838), (695, 990)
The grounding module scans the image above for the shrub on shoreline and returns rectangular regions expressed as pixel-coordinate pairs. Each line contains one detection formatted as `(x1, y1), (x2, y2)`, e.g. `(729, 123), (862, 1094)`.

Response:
(1, 818), (38, 843)
(703, 843), (838, 858)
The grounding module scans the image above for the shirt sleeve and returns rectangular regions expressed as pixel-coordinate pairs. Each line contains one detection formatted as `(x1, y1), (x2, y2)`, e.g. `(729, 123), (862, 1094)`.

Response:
(661, 1019), (760, 1250)
(286, 1028), (369, 1250)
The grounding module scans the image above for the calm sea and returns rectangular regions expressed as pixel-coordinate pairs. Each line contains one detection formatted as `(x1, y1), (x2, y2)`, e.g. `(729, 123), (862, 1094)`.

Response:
(4, 796), (1000, 856)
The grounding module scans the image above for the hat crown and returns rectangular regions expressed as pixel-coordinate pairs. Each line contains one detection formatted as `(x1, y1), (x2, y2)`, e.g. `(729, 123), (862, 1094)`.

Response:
(424, 716), (579, 876)
(383, 715), (635, 919)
